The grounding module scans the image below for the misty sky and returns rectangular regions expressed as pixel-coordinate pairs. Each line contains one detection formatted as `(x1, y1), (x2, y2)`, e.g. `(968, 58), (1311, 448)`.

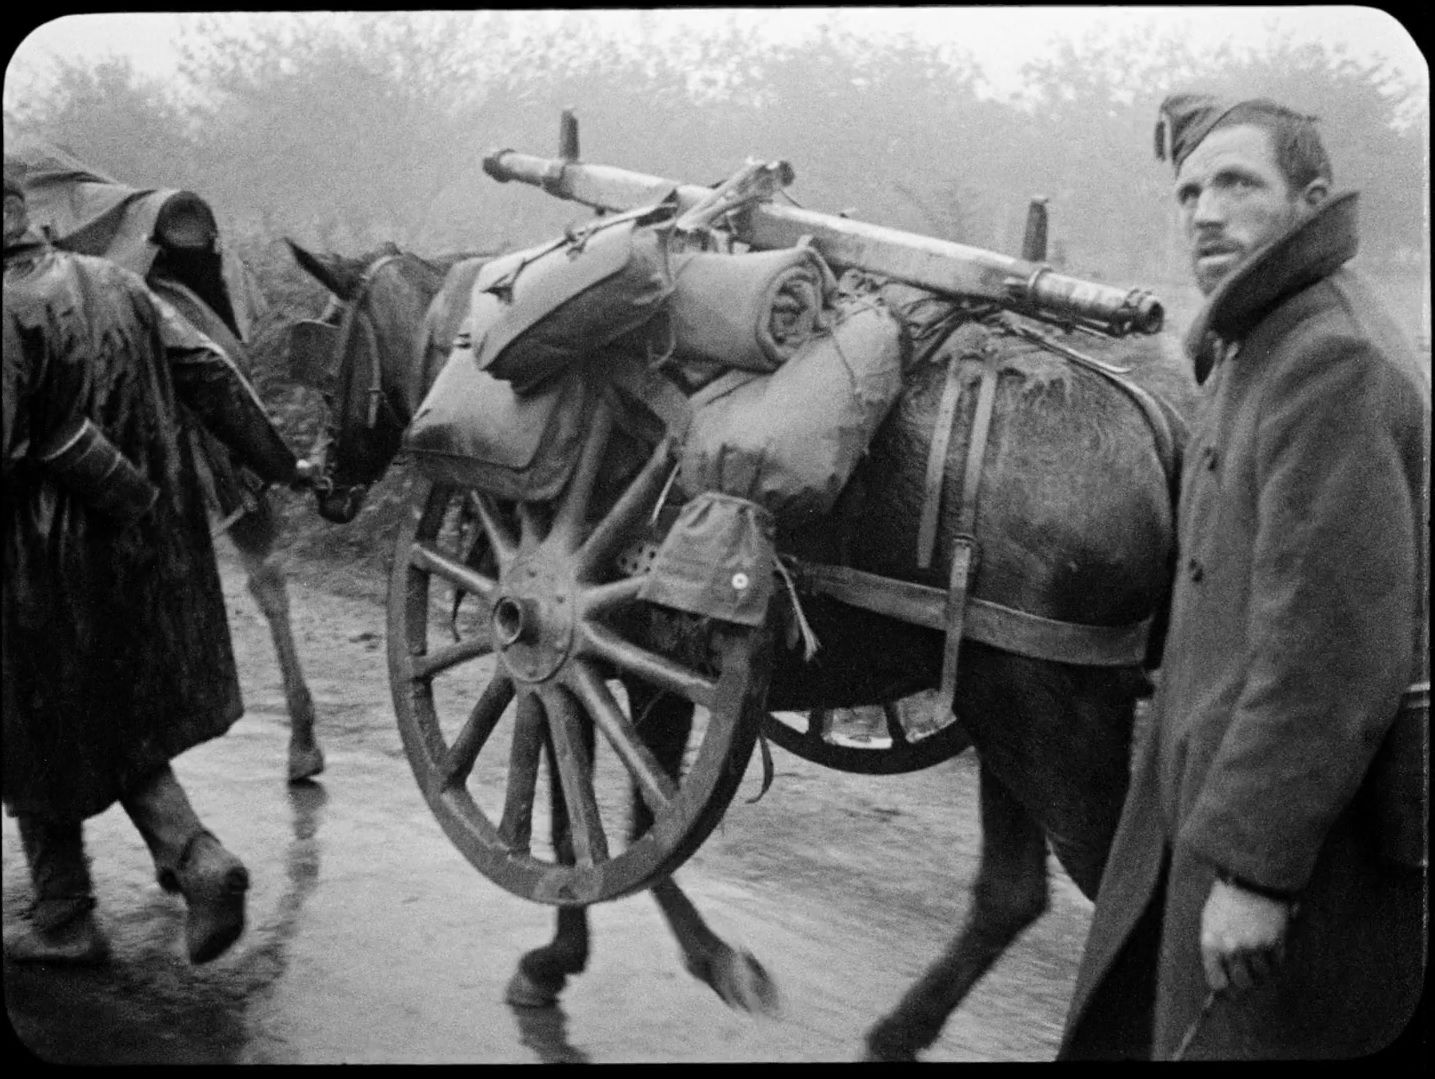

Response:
(6, 7), (1427, 104)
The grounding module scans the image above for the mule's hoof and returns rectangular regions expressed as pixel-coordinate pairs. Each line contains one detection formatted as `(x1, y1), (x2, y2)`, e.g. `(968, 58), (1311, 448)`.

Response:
(288, 743), (325, 783)
(688, 948), (782, 1016)
(863, 1022), (921, 1063)
(506, 967), (563, 1009)
(861, 1045), (919, 1063)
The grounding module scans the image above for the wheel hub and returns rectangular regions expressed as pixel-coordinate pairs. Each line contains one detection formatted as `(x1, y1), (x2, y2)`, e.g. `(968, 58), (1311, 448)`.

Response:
(492, 550), (575, 683)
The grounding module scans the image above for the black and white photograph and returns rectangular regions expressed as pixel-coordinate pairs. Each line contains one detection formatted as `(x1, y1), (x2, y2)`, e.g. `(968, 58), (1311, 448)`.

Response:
(3, 7), (1427, 1063)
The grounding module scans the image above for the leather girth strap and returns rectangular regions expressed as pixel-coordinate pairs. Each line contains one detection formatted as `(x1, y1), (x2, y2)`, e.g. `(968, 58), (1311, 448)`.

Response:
(916, 335), (1004, 715)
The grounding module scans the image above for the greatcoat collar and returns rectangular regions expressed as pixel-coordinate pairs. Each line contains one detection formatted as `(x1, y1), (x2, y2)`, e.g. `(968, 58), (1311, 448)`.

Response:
(1184, 190), (1360, 384)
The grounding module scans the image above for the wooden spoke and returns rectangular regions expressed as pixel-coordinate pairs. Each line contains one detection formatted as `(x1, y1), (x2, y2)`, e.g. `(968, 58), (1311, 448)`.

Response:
(495, 692), (545, 853)
(568, 659), (677, 821)
(465, 492), (516, 566)
(576, 438), (676, 578)
(413, 635), (494, 681)
(542, 685), (610, 867)
(549, 400), (614, 552)
(579, 620), (717, 709)
(439, 671), (515, 787)
(409, 543), (500, 605)
(578, 576), (645, 619)
(517, 502), (544, 549)
(883, 701), (910, 745)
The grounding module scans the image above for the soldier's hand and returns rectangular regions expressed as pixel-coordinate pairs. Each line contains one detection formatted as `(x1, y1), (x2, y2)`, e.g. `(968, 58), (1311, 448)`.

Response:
(1200, 877), (1292, 994)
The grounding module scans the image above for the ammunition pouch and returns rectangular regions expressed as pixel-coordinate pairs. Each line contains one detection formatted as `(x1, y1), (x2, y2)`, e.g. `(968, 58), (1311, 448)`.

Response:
(38, 417), (158, 526)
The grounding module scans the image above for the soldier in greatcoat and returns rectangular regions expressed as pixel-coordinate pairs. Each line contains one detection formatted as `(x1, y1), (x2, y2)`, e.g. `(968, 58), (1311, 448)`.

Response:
(1058, 95), (1429, 1059)
(3, 168), (307, 964)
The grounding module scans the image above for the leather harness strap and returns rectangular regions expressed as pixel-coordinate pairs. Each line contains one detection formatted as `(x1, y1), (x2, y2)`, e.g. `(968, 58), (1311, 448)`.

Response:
(937, 346), (1002, 709)
(916, 349), (967, 569)
(792, 561), (1151, 667)
(333, 252), (405, 432)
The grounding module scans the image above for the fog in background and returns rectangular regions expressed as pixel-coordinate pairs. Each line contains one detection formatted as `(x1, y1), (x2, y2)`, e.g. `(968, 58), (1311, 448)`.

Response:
(4, 9), (1429, 344)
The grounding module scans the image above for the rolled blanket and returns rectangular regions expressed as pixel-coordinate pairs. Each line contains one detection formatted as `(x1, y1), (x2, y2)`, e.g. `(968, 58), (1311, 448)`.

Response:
(667, 245), (836, 373)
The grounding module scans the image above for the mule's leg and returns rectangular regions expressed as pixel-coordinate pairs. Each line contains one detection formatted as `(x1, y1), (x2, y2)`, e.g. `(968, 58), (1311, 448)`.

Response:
(649, 879), (780, 1014)
(630, 685), (781, 1016)
(227, 498), (324, 782)
(506, 907), (591, 1008)
(506, 718), (594, 1008)
(864, 763), (1050, 1061)
(862, 655), (1137, 1060)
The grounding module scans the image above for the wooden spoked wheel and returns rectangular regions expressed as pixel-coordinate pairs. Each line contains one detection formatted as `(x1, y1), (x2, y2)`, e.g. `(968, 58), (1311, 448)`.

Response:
(763, 701), (972, 774)
(388, 400), (771, 906)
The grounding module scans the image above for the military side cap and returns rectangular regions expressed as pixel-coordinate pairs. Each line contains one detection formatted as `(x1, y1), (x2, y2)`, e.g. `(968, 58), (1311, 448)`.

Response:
(1154, 93), (1317, 171)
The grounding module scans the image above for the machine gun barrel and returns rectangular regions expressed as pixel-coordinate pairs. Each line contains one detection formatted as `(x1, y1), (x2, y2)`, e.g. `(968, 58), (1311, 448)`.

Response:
(482, 148), (1164, 337)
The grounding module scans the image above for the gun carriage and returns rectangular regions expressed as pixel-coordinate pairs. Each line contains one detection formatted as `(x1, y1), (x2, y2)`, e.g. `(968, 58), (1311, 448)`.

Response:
(346, 112), (1179, 913)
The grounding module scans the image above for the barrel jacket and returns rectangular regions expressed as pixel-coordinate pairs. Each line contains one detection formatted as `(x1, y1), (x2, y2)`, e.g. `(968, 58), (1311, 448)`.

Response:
(1060, 192), (1429, 1059)
(3, 234), (296, 820)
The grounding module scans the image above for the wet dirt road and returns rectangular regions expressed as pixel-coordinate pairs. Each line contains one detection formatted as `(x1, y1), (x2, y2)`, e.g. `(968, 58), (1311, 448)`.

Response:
(4, 553), (1097, 1063)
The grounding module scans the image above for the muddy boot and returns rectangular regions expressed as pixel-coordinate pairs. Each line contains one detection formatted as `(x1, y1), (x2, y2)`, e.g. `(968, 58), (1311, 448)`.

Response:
(4, 898), (110, 966)
(121, 764), (248, 963)
(173, 830), (250, 964)
(4, 815), (110, 966)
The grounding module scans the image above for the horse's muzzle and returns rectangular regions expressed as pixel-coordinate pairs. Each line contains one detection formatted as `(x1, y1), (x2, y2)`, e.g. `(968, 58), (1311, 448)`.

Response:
(316, 484), (369, 524)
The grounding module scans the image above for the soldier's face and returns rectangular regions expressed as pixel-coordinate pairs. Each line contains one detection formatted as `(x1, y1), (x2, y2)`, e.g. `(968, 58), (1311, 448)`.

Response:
(1174, 124), (1327, 295)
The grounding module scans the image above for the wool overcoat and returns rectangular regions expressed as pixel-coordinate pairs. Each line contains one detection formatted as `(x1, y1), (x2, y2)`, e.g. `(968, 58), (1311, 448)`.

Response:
(1059, 193), (1429, 1060)
(3, 235), (296, 821)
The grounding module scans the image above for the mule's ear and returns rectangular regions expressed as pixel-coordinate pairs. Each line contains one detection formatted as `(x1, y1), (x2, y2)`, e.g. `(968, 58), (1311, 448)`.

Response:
(284, 237), (363, 299)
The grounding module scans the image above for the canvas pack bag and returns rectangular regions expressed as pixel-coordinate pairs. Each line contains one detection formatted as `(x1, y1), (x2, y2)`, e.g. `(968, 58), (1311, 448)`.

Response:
(468, 200), (676, 395)
(404, 337), (592, 502)
(677, 299), (907, 529)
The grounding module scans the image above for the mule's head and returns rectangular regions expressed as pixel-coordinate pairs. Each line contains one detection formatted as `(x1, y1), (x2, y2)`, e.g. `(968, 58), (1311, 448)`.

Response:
(284, 239), (449, 523)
